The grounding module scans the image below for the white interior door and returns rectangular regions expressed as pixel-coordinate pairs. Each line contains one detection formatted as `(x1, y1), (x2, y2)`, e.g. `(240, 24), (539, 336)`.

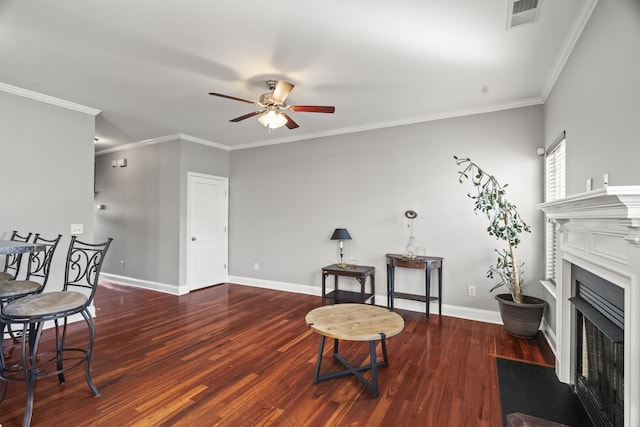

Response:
(187, 173), (228, 291)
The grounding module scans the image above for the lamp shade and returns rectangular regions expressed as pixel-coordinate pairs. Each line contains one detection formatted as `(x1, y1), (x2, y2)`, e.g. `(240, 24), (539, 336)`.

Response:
(330, 228), (352, 240)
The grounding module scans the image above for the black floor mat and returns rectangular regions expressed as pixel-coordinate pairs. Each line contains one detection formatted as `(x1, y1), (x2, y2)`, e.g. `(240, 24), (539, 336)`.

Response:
(496, 358), (593, 427)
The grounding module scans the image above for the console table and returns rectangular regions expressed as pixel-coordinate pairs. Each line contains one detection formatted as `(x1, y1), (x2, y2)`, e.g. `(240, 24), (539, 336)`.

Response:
(322, 264), (375, 304)
(385, 253), (443, 319)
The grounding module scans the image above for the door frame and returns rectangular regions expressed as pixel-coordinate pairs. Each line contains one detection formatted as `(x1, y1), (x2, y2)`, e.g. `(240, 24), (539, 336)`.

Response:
(186, 172), (229, 292)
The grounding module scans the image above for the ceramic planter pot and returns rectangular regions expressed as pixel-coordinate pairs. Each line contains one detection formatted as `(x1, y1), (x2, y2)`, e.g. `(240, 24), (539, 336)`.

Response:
(495, 293), (546, 338)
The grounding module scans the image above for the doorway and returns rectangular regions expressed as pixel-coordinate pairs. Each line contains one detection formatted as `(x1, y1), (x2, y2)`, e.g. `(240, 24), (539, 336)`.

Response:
(187, 172), (228, 291)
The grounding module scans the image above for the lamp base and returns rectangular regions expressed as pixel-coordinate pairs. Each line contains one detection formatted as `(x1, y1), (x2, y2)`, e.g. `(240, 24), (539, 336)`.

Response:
(336, 262), (357, 269)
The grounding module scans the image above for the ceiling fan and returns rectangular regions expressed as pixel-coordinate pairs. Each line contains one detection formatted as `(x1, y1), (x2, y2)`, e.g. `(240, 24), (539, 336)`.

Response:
(209, 80), (335, 130)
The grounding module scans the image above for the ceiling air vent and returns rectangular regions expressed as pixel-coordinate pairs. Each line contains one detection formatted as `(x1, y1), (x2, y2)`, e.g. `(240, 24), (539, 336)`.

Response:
(506, 0), (543, 29)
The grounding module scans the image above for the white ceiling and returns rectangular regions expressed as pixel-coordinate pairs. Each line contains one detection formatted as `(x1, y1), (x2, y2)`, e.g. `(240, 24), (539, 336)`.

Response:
(0, 0), (595, 151)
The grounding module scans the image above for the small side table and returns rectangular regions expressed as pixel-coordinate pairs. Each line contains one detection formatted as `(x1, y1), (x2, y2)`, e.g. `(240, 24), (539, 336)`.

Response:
(386, 253), (443, 319)
(305, 304), (404, 397)
(322, 264), (375, 304)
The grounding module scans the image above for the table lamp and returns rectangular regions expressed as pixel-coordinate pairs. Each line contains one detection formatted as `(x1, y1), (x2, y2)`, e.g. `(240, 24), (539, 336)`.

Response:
(330, 228), (352, 268)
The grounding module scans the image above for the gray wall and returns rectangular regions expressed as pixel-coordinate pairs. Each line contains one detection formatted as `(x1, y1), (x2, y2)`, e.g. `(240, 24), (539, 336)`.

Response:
(541, 0), (640, 337)
(229, 106), (545, 312)
(94, 138), (229, 292)
(0, 91), (96, 288)
(544, 0), (640, 194)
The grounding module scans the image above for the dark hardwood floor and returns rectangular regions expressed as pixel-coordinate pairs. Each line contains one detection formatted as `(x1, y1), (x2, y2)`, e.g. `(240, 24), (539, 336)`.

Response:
(0, 283), (554, 426)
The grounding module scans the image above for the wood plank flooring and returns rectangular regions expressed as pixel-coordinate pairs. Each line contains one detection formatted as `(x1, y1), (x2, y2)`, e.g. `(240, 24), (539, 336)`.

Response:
(0, 283), (554, 426)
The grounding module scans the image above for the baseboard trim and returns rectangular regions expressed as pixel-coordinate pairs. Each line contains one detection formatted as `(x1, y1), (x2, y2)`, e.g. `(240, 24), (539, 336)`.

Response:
(103, 273), (506, 326)
(229, 275), (502, 324)
(540, 317), (558, 359)
(229, 276), (321, 296)
(100, 273), (186, 295)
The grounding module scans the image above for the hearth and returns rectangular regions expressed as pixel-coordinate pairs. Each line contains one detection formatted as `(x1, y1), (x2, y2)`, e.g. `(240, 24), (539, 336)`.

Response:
(571, 265), (624, 427)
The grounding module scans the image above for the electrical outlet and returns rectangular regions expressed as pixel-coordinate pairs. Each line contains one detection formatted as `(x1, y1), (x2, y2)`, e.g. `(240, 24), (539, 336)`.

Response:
(70, 224), (83, 235)
(254, 263), (259, 271)
(120, 260), (125, 270)
(603, 173), (609, 187)
(468, 285), (477, 297)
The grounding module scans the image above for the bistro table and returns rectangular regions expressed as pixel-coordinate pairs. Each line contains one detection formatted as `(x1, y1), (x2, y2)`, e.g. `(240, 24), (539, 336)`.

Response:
(0, 240), (45, 255)
(305, 303), (404, 397)
(0, 239), (46, 281)
(0, 238), (46, 354)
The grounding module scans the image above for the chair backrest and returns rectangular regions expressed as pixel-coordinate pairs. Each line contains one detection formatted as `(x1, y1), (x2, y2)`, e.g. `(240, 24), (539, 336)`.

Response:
(63, 236), (112, 305)
(2, 230), (33, 279)
(24, 233), (62, 290)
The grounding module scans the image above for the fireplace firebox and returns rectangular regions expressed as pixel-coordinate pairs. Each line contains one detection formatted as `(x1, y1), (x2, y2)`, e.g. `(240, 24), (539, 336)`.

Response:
(571, 266), (624, 427)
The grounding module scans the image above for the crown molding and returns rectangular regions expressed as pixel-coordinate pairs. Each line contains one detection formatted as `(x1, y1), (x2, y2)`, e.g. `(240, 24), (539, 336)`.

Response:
(179, 133), (229, 151)
(230, 96), (544, 151)
(0, 82), (101, 116)
(95, 133), (229, 155)
(95, 134), (179, 155)
(541, 0), (599, 101)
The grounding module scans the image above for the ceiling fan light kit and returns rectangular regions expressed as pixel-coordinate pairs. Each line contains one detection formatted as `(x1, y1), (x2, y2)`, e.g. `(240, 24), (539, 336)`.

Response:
(209, 79), (335, 132)
(258, 109), (288, 129)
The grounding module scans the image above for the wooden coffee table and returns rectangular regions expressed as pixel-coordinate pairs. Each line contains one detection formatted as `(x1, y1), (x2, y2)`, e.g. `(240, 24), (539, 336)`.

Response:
(305, 304), (404, 397)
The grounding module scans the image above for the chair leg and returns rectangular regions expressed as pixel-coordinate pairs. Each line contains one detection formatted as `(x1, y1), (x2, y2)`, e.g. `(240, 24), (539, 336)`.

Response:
(23, 321), (44, 427)
(0, 321), (7, 403)
(7, 323), (21, 342)
(54, 318), (65, 385)
(81, 309), (100, 397)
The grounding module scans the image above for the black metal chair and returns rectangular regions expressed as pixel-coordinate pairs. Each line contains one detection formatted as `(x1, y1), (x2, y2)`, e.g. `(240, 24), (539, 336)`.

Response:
(0, 236), (112, 427)
(0, 234), (62, 345)
(0, 231), (33, 282)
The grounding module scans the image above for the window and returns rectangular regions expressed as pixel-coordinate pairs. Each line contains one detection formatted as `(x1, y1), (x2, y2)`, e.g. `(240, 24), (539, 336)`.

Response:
(544, 131), (566, 283)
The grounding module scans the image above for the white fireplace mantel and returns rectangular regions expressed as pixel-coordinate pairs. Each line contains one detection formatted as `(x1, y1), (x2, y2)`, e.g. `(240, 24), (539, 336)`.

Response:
(538, 185), (640, 427)
(539, 185), (640, 220)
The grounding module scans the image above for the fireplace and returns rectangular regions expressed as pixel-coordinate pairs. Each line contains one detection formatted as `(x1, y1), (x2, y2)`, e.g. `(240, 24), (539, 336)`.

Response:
(571, 265), (624, 427)
(538, 186), (640, 427)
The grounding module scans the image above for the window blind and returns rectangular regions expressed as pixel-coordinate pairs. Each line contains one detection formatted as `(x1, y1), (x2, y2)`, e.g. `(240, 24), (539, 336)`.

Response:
(544, 132), (566, 283)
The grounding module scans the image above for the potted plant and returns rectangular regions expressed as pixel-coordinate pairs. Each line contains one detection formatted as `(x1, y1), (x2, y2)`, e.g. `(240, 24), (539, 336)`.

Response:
(454, 156), (545, 337)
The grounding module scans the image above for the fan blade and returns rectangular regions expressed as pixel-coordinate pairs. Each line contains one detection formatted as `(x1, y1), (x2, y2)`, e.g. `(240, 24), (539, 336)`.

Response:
(230, 111), (264, 122)
(209, 92), (258, 105)
(272, 81), (294, 103)
(281, 113), (299, 129)
(291, 105), (335, 113)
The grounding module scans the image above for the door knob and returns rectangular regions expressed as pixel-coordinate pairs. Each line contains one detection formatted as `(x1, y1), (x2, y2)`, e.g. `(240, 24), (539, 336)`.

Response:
(191, 237), (196, 241)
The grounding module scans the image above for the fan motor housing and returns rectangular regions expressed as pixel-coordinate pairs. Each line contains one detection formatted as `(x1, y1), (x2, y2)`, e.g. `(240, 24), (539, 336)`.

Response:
(260, 92), (282, 107)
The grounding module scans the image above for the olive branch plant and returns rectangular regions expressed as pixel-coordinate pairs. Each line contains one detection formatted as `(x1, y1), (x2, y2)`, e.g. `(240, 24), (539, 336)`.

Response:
(454, 156), (531, 303)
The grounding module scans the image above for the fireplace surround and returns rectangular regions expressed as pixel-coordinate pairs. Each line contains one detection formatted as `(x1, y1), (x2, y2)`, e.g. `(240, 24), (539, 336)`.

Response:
(539, 186), (640, 427)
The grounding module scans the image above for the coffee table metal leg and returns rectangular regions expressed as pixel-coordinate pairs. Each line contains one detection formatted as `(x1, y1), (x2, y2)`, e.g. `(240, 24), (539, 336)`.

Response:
(312, 334), (389, 398)
(380, 332), (389, 365)
(313, 335), (326, 383)
(369, 339), (379, 397)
